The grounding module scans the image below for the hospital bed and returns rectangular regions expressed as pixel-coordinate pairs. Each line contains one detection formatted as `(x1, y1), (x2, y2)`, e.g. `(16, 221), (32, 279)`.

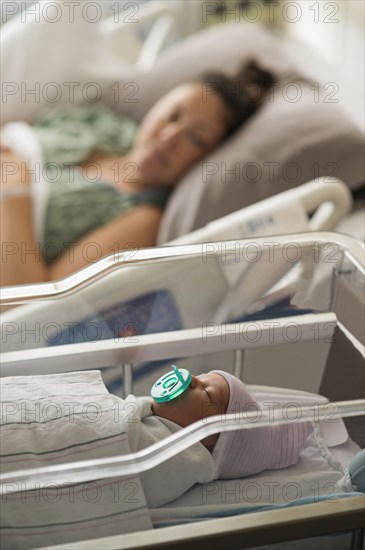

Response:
(1, 231), (364, 549)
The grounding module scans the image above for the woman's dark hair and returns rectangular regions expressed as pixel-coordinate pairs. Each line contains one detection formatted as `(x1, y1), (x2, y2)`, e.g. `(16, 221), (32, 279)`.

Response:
(199, 60), (276, 136)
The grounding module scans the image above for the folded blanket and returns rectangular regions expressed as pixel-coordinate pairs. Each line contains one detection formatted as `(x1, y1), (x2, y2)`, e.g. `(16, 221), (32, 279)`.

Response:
(0, 370), (214, 549)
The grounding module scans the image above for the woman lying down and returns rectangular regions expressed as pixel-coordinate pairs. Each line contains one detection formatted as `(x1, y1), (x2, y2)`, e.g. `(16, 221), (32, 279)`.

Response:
(0, 367), (359, 549)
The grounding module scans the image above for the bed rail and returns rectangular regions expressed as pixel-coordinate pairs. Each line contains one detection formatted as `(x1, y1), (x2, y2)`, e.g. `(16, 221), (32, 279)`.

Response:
(1, 399), (364, 492)
(167, 178), (353, 245)
(1, 232), (363, 305)
(0, 312), (338, 377)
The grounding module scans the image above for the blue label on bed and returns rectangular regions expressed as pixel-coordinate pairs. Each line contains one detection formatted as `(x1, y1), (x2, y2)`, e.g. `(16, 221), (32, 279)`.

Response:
(46, 289), (182, 346)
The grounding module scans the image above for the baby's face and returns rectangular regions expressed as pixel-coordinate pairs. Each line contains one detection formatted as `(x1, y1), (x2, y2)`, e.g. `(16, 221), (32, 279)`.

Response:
(152, 372), (229, 449)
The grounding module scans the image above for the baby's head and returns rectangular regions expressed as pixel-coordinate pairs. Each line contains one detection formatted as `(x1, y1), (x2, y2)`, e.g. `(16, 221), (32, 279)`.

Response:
(151, 369), (254, 451)
(152, 369), (313, 479)
(151, 371), (229, 448)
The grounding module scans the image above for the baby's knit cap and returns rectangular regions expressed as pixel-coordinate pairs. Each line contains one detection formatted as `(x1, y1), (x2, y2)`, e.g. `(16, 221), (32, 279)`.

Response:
(210, 370), (313, 479)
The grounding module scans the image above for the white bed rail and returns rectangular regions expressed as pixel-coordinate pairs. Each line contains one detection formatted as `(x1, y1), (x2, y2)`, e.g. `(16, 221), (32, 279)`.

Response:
(166, 178), (353, 245)
(0, 312), (339, 376)
(1, 232), (363, 305)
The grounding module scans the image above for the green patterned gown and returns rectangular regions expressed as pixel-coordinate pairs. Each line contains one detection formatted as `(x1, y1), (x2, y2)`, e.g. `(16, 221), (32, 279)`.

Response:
(31, 104), (170, 263)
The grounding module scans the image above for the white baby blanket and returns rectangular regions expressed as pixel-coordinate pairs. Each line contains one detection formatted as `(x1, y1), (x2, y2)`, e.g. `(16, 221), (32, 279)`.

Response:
(122, 394), (214, 508)
(0, 370), (213, 549)
(0, 370), (151, 549)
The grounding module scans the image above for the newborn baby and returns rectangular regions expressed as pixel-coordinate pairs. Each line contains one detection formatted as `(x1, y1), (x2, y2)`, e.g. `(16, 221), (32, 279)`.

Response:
(0, 369), (316, 550)
(151, 370), (314, 479)
(1, 369), (314, 513)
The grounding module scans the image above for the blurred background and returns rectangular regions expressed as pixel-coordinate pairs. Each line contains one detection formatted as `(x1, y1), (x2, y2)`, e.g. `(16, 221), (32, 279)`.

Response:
(1, 0), (364, 129)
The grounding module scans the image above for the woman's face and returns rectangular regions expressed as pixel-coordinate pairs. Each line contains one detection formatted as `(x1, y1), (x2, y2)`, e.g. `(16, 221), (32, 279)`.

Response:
(152, 372), (230, 448)
(131, 83), (229, 187)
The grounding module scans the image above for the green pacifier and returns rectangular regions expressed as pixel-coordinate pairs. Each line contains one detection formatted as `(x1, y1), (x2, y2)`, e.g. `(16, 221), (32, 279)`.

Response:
(151, 365), (192, 403)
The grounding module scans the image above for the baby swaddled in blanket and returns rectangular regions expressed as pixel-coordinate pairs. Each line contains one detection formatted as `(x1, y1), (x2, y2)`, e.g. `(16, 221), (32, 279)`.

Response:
(0, 368), (313, 549)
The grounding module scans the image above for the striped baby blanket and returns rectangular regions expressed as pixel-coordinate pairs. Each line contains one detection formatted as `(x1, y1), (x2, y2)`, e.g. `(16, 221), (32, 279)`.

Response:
(0, 370), (152, 549)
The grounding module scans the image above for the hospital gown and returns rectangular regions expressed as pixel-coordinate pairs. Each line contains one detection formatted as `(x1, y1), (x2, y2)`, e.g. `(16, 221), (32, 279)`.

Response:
(30, 104), (171, 263)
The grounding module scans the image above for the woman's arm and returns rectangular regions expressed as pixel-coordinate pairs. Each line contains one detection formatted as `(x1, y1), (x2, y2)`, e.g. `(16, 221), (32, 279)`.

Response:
(47, 205), (164, 281)
(1, 147), (31, 189)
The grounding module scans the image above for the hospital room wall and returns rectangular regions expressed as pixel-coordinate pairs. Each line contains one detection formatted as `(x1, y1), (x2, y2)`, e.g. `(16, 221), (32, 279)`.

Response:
(281, 0), (365, 131)
(180, 0), (364, 131)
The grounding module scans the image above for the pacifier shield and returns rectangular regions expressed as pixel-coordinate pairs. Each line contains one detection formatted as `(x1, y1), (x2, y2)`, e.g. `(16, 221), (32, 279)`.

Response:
(151, 365), (192, 402)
